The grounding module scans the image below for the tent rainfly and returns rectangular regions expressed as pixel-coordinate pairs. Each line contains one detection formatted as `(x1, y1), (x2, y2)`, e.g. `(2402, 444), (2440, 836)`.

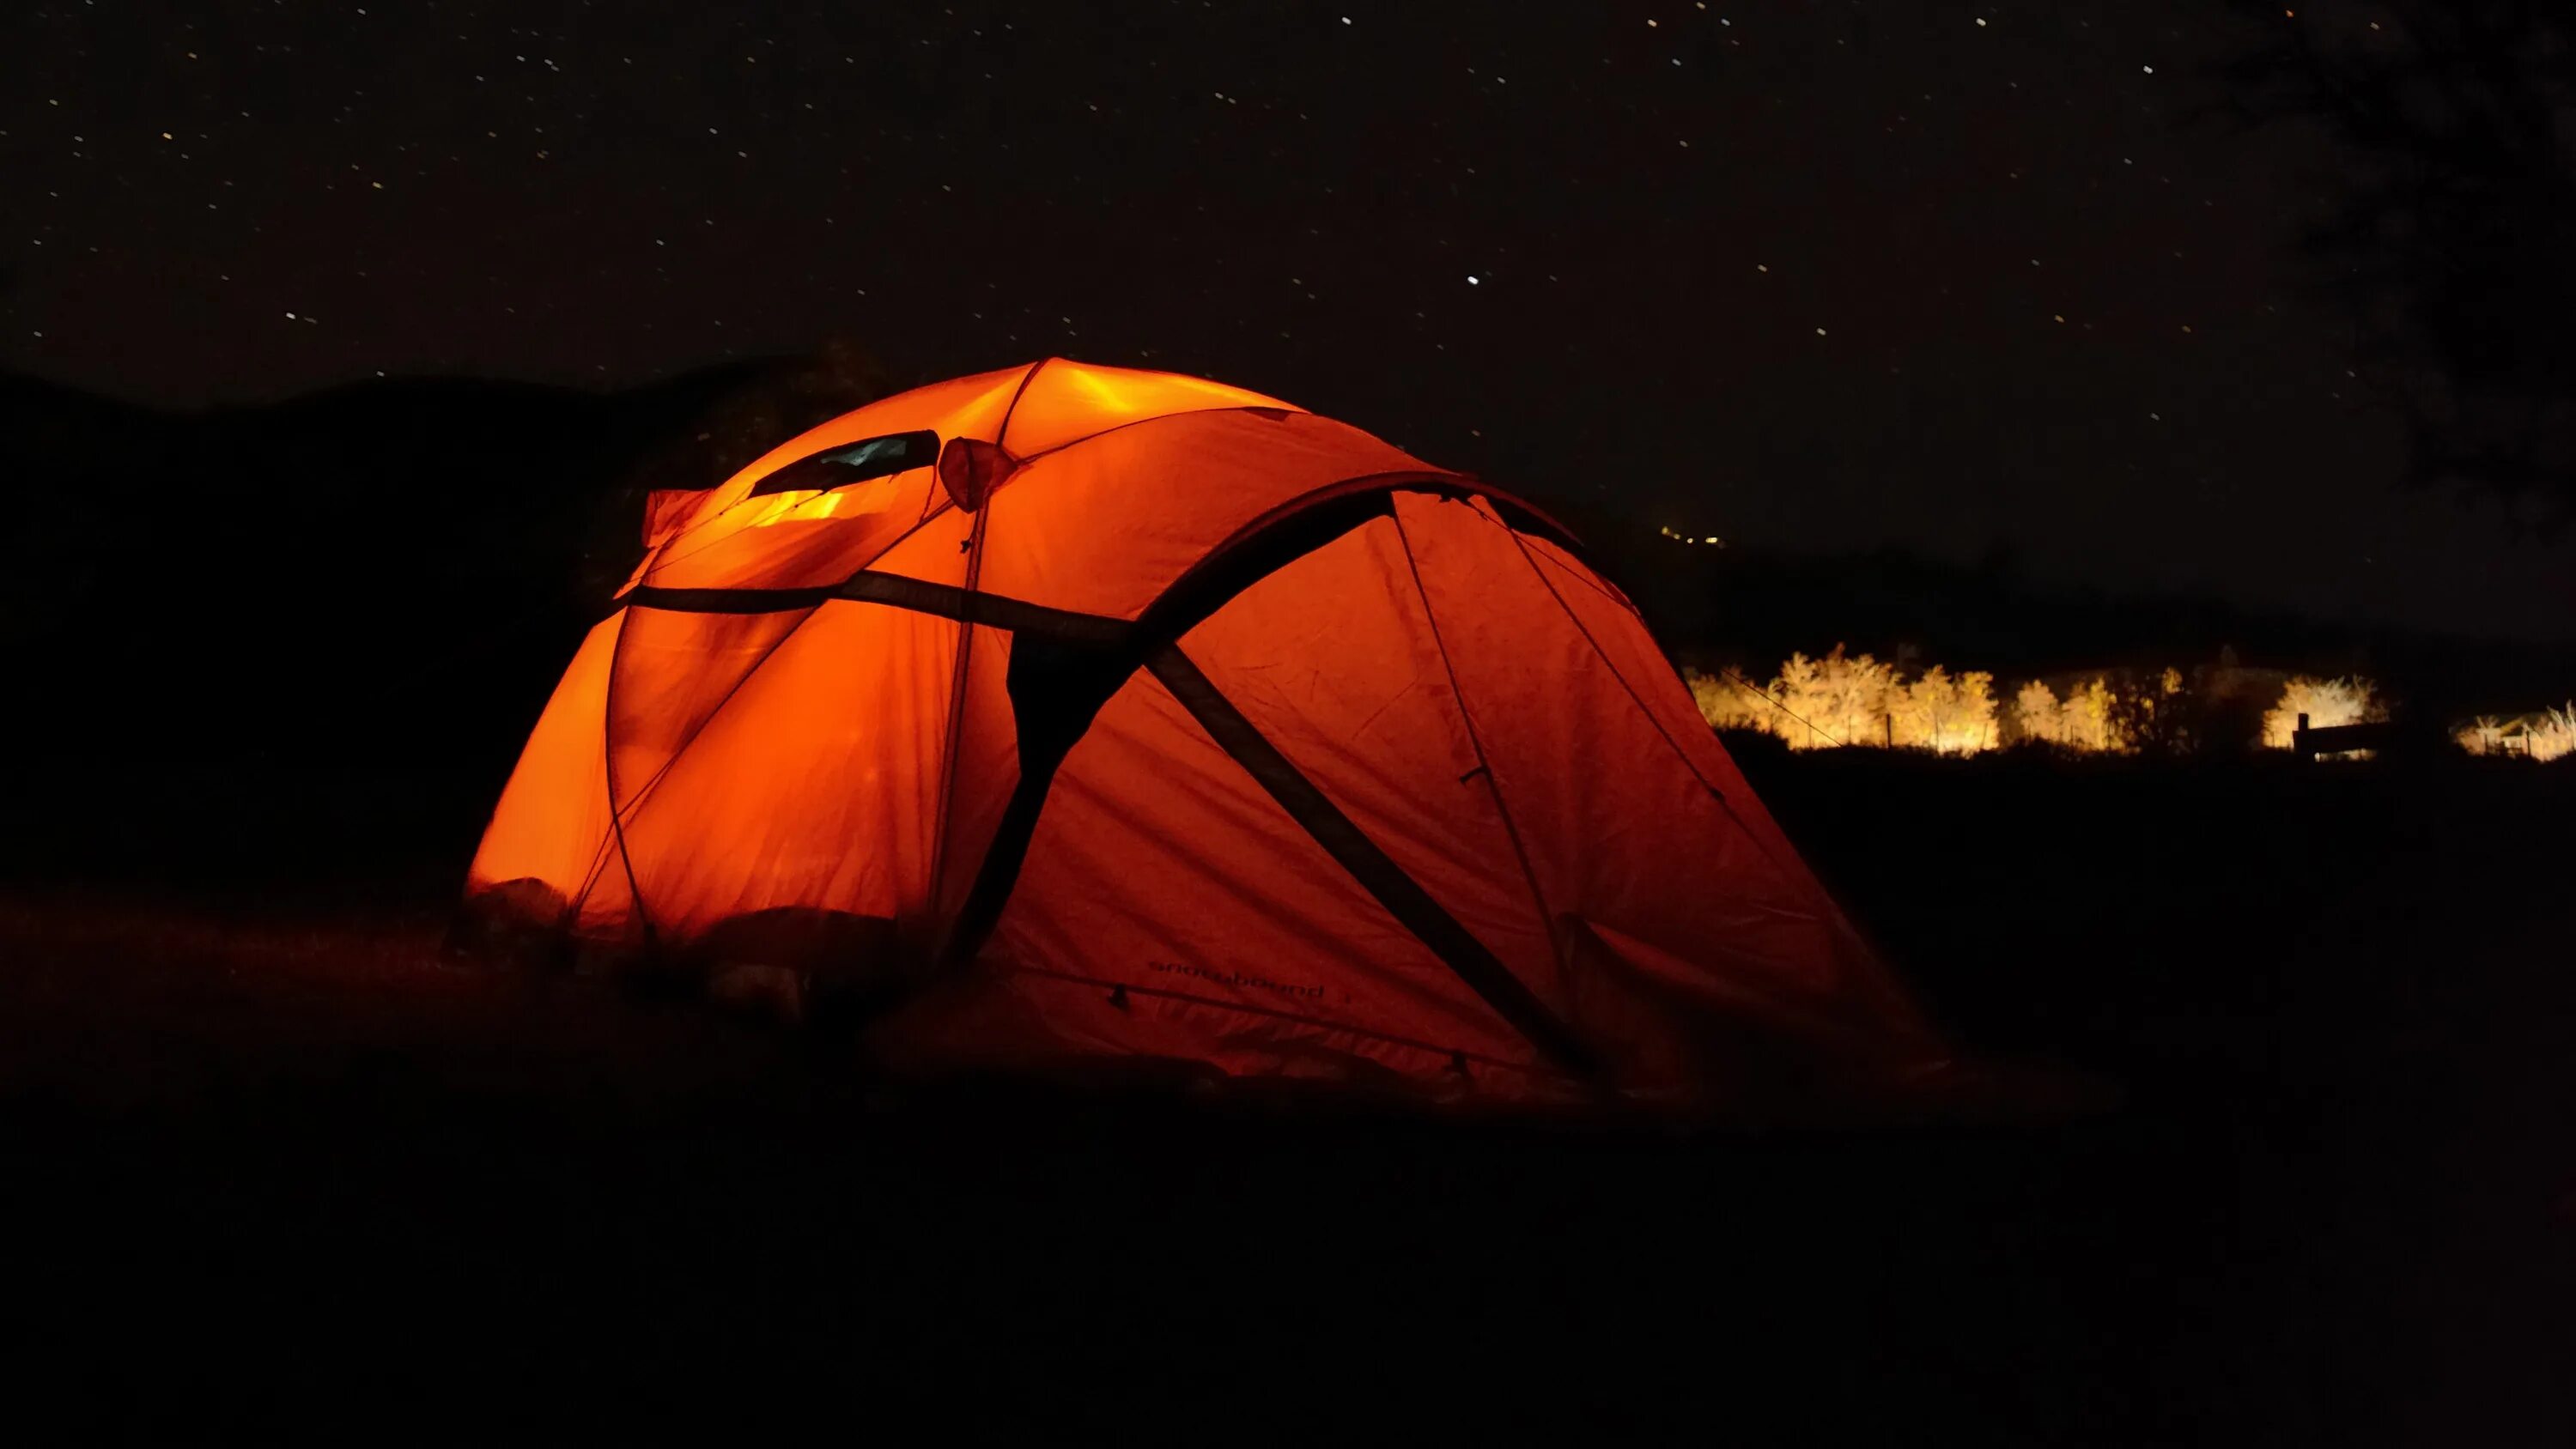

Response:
(459, 359), (1950, 1111)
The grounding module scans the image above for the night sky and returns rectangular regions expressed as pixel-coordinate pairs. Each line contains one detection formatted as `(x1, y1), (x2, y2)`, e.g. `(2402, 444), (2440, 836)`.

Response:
(7, 2), (2572, 641)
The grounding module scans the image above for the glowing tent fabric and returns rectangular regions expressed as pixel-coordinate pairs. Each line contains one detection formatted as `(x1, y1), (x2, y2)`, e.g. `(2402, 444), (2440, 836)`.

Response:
(464, 359), (1947, 1109)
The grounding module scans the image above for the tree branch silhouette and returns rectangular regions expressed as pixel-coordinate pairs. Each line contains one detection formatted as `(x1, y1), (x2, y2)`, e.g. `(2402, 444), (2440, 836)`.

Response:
(2224, 3), (2576, 524)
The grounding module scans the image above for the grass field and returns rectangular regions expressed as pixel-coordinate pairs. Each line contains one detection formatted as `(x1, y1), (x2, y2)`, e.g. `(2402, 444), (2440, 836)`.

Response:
(2, 749), (2569, 1441)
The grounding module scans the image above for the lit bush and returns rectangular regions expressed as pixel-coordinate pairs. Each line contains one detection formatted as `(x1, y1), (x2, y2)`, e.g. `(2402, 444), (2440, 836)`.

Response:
(1890, 666), (1999, 754)
(1688, 646), (1996, 753)
(2455, 705), (2575, 762)
(2260, 676), (2384, 749)
(2540, 707), (2576, 763)
(2050, 676), (2122, 752)
(1684, 668), (1775, 735)
(1692, 653), (2439, 761)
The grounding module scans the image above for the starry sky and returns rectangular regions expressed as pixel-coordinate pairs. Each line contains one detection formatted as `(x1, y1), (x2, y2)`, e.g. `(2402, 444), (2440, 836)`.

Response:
(5, 1), (2572, 641)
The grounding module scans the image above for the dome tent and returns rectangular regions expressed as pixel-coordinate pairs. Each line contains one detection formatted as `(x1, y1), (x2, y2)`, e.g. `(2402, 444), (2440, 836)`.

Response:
(460, 359), (1947, 1110)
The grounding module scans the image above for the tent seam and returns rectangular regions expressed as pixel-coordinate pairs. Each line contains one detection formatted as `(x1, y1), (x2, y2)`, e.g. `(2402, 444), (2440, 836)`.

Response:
(992, 357), (1050, 455)
(1484, 512), (1942, 1041)
(1001, 403), (1309, 467)
(1488, 510), (1823, 888)
(1145, 642), (1600, 1078)
(1388, 506), (1575, 1021)
(924, 481), (1560, 979)
(597, 605), (656, 944)
(580, 598), (834, 928)
(636, 468), (949, 591)
(987, 964), (1565, 1078)
(924, 500), (991, 935)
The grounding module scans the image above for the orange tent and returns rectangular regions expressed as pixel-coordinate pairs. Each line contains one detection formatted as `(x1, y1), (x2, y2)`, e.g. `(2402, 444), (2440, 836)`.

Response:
(461, 359), (1947, 1110)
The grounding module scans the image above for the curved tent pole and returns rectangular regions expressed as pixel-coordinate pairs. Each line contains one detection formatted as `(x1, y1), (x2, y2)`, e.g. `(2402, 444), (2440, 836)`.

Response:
(606, 472), (1618, 1079)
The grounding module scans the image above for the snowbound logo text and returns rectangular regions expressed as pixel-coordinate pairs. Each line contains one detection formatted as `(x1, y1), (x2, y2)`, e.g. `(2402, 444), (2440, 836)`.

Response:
(1147, 961), (1326, 1002)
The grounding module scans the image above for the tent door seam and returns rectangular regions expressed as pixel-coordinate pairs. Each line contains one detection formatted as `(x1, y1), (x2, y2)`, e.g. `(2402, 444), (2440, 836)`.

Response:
(1388, 505), (1574, 1021)
(1144, 643), (1599, 1079)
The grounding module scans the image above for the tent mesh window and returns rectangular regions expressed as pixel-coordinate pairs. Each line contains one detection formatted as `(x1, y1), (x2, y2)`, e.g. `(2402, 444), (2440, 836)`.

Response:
(746, 430), (939, 498)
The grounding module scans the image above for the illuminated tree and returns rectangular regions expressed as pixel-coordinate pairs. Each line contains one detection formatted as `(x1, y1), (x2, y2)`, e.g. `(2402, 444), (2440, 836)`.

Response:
(2454, 715), (2505, 755)
(1686, 667), (1777, 737)
(1892, 665), (1949, 751)
(1889, 666), (1978, 752)
(1770, 652), (1836, 749)
(2111, 667), (2196, 756)
(2062, 677), (2120, 753)
(2261, 676), (2385, 749)
(2537, 706), (2576, 762)
(1835, 649), (1901, 747)
(1955, 670), (2001, 753)
(2014, 679), (2063, 745)
(1768, 646), (1894, 749)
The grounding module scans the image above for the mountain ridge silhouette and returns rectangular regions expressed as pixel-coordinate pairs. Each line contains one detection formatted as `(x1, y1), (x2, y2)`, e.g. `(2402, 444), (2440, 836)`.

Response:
(3, 361), (2566, 767)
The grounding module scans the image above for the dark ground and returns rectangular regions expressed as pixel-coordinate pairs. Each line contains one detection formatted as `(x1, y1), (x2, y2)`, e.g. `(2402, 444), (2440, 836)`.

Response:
(3, 744), (2569, 1443)
(3, 355), (2570, 1440)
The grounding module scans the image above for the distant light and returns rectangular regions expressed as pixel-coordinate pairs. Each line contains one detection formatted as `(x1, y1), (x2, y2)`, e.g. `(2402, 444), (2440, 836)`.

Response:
(1466, 275), (1479, 285)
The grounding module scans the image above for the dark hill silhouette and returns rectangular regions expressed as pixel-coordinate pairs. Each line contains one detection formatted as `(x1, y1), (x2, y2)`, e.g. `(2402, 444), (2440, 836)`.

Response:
(1552, 500), (2576, 726)
(5, 355), (2568, 784)
(0, 358), (800, 774)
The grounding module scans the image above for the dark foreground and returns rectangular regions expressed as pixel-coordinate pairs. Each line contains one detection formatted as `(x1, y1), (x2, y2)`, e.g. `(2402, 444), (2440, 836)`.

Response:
(3, 750), (2570, 1442)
